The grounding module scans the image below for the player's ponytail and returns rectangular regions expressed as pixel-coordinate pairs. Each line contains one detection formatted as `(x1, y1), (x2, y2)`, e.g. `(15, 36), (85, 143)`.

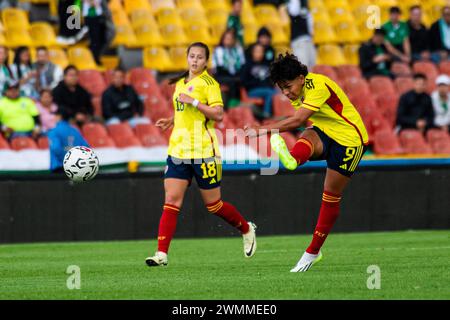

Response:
(169, 42), (210, 85)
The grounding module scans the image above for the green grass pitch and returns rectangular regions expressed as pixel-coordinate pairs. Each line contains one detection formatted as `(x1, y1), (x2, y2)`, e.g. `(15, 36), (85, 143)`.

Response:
(1, 230), (449, 300)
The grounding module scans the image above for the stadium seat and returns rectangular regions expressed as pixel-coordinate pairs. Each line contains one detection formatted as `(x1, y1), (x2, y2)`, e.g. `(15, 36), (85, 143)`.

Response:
(159, 79), (176, 101)
(177, 0), (203, 10)
(394, 76), (415, 95)
(0, 32), (5, 46)
(128, 68), (158, 88)
(243, 23), (259, 46)
(333, 21), (362, 43)
(82, 123), (109, 138)
(10, 137), (38, 150)
(129, 9), (158, 29)
(1, 8), (30, 30)
(227, 106), (259, 128)
(375, 93), (399, 128)
(29, 22), (58, 47)
(112, 24), (137, 47)
(82, 123), (115, 147)
(342, 44), (360, 65)
(143, 47), (172, 72)
(107, 123), (142, 148)
(37, 136), (49, 149)
(311, 9), (332, 24)
(215, 112), (236, 137)
(156, 8), (183, 27)
(254, 4), (283, 27)
(134, 124), (168, 147)
(373, 128), (403, 155)
(317, 45), (346, 66)
(273, 94), (295, 118)
(358, 104), (390, 139)
(313, 21), (338, 44)
(264, 24), (289, 46)
(426, 129), (450, 154)
(151, 0), (176, 12)
(207, 9), (229, 26)
(438, 60), (450, 76)
(202, 0), (230, 11)
(368, 76), (396, 97)
(134, 24), (163, 47)
(344, 77), (371, 98)
(123, 0), (151, 14)
(399, 129), (433, 154)
(413, 61), (439, 93)
(241, 4), (257, 26)
(168, 46), (189, 72)
(78, 70), (107, 97)
(184, 24), (215, 47)
(111, 6), (131, 27)
(48, 48), (69, 69)
(145, 94), (174, 123)
(240, 87), (264, 107)
(0, 135), (10, 149)
(178, 8), (208, 27)
(311, 65), (338, 82)
(68, 47), (98, 70)
(390, 62), (412, 77)
(349, 92), (377, 111)
(210, 23), (227, 45)
(335, 65), (362, 80)
(159, 24), (189, 46)
(5, 28), (32, 47)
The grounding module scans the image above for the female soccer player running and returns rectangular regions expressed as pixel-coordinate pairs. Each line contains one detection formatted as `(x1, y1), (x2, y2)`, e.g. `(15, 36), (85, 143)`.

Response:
(146, 42), (257, 267)
(244, 53), (369, 272)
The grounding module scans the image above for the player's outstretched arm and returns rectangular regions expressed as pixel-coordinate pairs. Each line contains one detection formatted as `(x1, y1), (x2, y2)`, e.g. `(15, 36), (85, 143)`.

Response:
(244, 107), (314, 137)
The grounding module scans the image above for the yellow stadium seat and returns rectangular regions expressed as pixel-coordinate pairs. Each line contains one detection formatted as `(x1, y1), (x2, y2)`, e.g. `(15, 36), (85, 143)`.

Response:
(68, 47), (98, 70)
(254, 4), (282, 27)
(159, 24), (189, 46)
(426, 1), (449, 22)
(278, 5), (291, 28)
(207, 9), (229, 26)
(334, 21), (362, 43)
(243, 23), (259, 46)
(1, 8), (30, 30)
(112, 24), (137, 47)
(156, 8), (183, 27)
(308, 0), (325, 10)
(210, 23), (227, 44)
(143, 47), (172, 71)
(123, 0), (151, 14)
(5, 28), (32, 47)
(130, 9), (158, 29)
(312, 9), (332, 24)
(264, 24), (289, 46)
(241, 7), (257, 25)
(48, 48), (69, 69)
(274, 45), (292, 57)
(347, 0), (370, 8)
(151, 0), (176, 12)
(317, 44), (347, 66)
(179, 8), (209, 28)
(176, 0), (204, 10)
(111, 8), (131, 27)
(323, 0), (350, 7)
(0, 32), (6, 46)
(358, 21), (373, 42)
(328, 7), (354, 24)
(201, 0), (230, 11)
(168, 46), (188, 72)
(134, 25), (163, 47)
(29, 22), (58, 48)
(353, 4), (373, 25)
(185, 24), (215, 46)
(343, 44), (360, 65)
(313, 21), (338, 44)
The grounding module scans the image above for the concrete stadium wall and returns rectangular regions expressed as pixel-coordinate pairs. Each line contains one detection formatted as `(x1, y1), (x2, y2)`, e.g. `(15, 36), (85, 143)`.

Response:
(0, 167), (449, 243)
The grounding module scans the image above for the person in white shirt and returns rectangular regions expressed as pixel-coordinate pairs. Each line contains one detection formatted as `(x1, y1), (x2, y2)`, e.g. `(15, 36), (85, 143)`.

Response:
(431, 75), (450, 131)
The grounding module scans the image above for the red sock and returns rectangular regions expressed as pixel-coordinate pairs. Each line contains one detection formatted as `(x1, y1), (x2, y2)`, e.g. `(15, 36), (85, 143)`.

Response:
(207, 200), (250, 234)
(157, 204), (180, 253)
(290, 138), (314, 165)
(306, 191), (341, 254)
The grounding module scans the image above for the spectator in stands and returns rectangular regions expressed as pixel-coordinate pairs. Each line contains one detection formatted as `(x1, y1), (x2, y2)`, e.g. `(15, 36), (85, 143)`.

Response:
(212, 28), (245, 109)
(359, 29), (392, 79)
(52, 65), (93, 127)
(33, 47), (63, 92)
(431, 75), (450, 132)
(102, 68), (149, 127)
(48, 112), (89, 173)
(11, 46), (39, 100)
(382, 7), (411, 63)
(56, 0), (89, 45)
(82, 0), (115, 66)
(286, 0), (316, 69)
(36, 89), (58, 133)
(245, 27), (275, 65)
(0, 80), (41, 139)
(396, 73), (435, 133)
(227, 0), (244, 46)
(429, 6), (450, 64)
(407, 5), (430, 62)
(241, 43), (276, 119)
(0, 46), (14, 97)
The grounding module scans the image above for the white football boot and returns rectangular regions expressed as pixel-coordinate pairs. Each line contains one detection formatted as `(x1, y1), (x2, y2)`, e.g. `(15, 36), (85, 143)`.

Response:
(243, 222), (257, 258)
(145, 251), (168, 267)
(290, 251), (323, 272)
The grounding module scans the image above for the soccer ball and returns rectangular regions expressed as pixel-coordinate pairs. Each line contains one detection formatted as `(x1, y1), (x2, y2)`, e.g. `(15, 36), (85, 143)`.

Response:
(63, 146), (99, 182)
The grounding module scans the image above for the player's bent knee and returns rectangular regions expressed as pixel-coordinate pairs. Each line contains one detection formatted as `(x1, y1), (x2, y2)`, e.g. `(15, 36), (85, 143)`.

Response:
(206, 199), (224, 214)
(164, 195), (184, 208)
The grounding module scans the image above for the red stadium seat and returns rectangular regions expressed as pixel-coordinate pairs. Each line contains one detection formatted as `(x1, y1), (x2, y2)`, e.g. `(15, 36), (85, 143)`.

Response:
(0, 135), (10, 149)
(369, 76), (396, 97)
(426, 129), (450, 154)
(134, 123), (167, 147)
(335, 65), (362, 81)
(240, 87), (264, 107)
(394, 76), (414, 95)
(390, 62), (412, 77)
(103, 69), (115, 85)
(78, 69), (107, 97)
(82, 123), (116, 148)
(10, 137), (38, 150)
(344, 77), (371, 98)
(82, 122), (109, 138)
(227, 105), (259, 128)
(412, 61), (439, 93)
(358, 105), (390, 140)
(373, 128), (403, 155)
(37, 136), (49, 149)
(107, 122), (142, 148)
(311, 65), (338, 82)
(128, 67), (157, 87)
(349, 92), (377, 111)
(375, 93), (399, 128)
(439, 60), (450, 76)
(159, 79), (176, 101)
(273, 94), (295, 118)
(399, 129), (433, 154)
(145, 95), (174, 123)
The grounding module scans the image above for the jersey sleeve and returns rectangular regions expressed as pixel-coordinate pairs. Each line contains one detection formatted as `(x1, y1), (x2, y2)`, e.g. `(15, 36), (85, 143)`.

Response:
(301, 79), (331, 112)
(206, 82), (223, 107)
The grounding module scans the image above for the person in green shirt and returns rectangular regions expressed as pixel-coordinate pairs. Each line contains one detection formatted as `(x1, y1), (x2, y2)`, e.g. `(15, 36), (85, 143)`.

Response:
(227, 0), (244, 46)
(0, 81), (41, 139)
(382, 6), (411, 63)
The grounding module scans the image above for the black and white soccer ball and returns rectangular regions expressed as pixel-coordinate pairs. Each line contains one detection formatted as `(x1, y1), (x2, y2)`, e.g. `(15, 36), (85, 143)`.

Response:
(63, 146), (99, 182)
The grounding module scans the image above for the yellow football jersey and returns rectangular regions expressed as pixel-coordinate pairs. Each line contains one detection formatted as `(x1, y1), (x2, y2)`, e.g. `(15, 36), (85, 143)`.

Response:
(291, 72), (369, 147)
(167, 70), (223, 159)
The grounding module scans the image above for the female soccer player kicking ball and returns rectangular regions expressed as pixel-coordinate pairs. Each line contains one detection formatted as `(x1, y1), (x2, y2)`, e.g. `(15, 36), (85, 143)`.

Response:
(146, 42), (256, 267)
(244, 53), (368, 272)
